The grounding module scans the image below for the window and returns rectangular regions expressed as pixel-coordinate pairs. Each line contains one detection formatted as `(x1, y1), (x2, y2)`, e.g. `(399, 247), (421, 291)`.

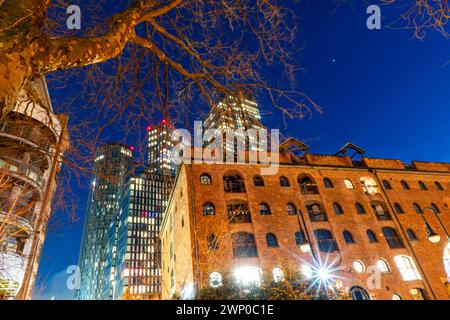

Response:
(266, 233), (279, 247)
(410, 288), (427, 300)
(203, 202), (215, 215)
(231, 232), (258, 258)
(287, 203), (297, 215)
(392, 293), (402, 300)
(382, 179), (392, 189)
(223, 173), (246, 193)
(333, 202), (344, 215)
(413, 203), (423, 214)
(234, 266), (261, 286)
(430, 203), (440, 214)
(355, 202), (366, 214)
(407, 229), (418, 241)
(253, 175), (265, 187)
(209, 272), (223, 287)
(272, 267), (284, 282)
(377, 259), (391, 273)
(394, 255), (422, 281)
(382, 227), (405, 248)
(295, 231), (306, 246)
(323, 177), (333, 188)
(279, 176), (290, 187)
(200, 173), (212, 185)
(307, 203), (327, 222)
(298, 176), (319, 194)
(372, 202), (392, 221)
(366, 229), (378, 243)
(401, 180), (410, 190)
(259, 203), (271, 215)
(350, 286), (370, 300)
(418, 181), (428, 191)
(344, 179), (354, 189)
(444, 243), (450, 281)
(434, 181), (444, 191)
(353, 260), (365, 273)
(207, 234), (219, 250)
(394, 203), (404, 214)
(360, 177), (379, 195)
(227, 201), (251, 223)
(343, 230), (355, 244)
(314, 229), (338, 253)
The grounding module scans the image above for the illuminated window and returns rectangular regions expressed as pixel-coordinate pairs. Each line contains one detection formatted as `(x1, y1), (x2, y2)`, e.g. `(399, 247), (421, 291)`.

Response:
(444, 243), (450, 281)
(301, 264), (314, 279)
(409, 288), (427, 300)
(234, 266), (261, 286)
(360, 177), (379, 194)
(353, 260), (365, 273)
(392, 293), (402, 300)
(394, 255), (421, 281)
(377, 259), (391, 273)
(209, 272), (223, 287)
(344, 179), (354, 189)
(200, 173), (212, 185)
(272, 267), (284, 282)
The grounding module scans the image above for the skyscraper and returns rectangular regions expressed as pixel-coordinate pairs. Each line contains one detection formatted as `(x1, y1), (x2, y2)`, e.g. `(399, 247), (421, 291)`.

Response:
(75, 143), (135, 300)
(0, 77), (68, 300)
(203, 95), (264, 152)
(147, 119), (177, 175)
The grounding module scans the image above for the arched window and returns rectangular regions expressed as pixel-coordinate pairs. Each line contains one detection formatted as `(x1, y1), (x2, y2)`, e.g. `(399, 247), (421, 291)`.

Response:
(394, 255), (421, 281)
(253, 175), (265, 187)
(295, 231), (306, 246)
(272, 267), (284, 282)
(413, 203), (423, 214)
(401, 180), (410, 190)
(279, 176), (290, 187)
(382, 179), (392, 189)
(392, 294), (402, 300)
(418, 181), (428, 191)
(223, 172), (246, 193)
(333, 202), (344, 215)
(323, 177), (333, 188)
(371, 201), (391, 220)
(266, 233), (279, 247)
(209, 272), (223, 287)
(343, 230), (355, 244)
(207, 234), (219, 250)
(407, 229), (418, 241)
(394, 203), (404, 214)
(287, 203), (297, 215)
(434, 181), (444, 191)
(203, 202), (215, 215)
(377, 259), (391, 273)
(444, 243), (450, 282)
(231, 232), (258, 258)
(344, 178), (354, 189)
(430, 203), (440, 214)
(259, 203), (271, 215)
(314, 229), (338, 253)
(366, 229), (378, 243)
(382, 227), (405, 248)
(353, 260), (365, 273)
(298, 176), (319, 194)
(355, 202), (366, 214)
(200, 173), (212, 185)
(306, 203), (327, 222)
(234, 266), (261, 286)
(410, 288), (427, 300)
(350, 286), (370, 300)
(360, 177), (379, 195)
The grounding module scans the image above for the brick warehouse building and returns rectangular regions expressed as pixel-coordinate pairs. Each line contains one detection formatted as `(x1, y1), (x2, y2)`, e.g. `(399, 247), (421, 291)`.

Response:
(160, 140), (450, 300)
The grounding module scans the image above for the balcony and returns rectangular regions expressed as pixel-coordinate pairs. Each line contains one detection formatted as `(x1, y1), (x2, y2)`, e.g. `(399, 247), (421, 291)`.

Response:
(301, 185), (319, 195)
(308, 211), (328, 222)
(228, 203), (251, 224)
(224, 182), (246, 193)
(374, 211), (392, 221)
(385, 236), (405, 249)
(0, 158), (44, 188)
(0, 120), (55, 153)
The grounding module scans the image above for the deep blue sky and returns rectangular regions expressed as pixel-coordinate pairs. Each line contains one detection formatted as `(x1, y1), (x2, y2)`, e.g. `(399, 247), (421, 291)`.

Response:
(34, 1), (450, 299)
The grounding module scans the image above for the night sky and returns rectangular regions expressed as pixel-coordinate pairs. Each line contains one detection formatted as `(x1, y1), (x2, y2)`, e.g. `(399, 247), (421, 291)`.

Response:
(34, 1), (450, 299)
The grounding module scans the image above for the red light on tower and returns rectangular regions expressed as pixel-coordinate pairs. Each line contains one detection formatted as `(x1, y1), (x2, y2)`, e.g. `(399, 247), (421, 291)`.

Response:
(130, 146), (135, 151)
(147, 125), (153, 131)
(161, 119), (166, 124)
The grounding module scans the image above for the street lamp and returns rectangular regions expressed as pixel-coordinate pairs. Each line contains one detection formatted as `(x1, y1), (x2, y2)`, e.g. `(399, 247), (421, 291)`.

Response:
(421, 207), (450, 244)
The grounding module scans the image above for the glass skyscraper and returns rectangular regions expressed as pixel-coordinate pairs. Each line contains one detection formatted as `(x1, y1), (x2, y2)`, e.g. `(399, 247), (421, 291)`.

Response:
(75, 143), (135, 300)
